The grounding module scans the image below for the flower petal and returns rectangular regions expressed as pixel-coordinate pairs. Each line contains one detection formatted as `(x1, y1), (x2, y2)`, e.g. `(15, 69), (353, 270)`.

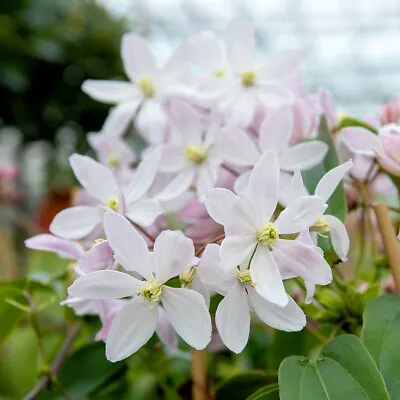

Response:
(68, 270), (140, 299)
(234, 170), (251, 195)
(162, 287), (212, 349)
(159, 145), (187, 173)
(81, 80), (138, 104)
(248, 289), (306, 331)
(136, 100), (167, 144)
(125, 198), (163, 227)
(215, 282), (250, 353)
(289, 167), (308, 201)
(279, 141), (328, 171)
(155, 169), (194, 202)
(155, 306), (178, 350)
(220, 235), (256, 271)
(250, 245), (288, 307)
(196, 162), (219, 199)
(50, 206), (102, 240)
(258, 51), (303, 81)
(315, 160), (353, 201)
(204, 188), (240, 226)
(106, 300), (157, 362)
(103, 211), (153, 279)
(153, 230), (194, 282)
(78, 241), (115, 273)
(274, 196), (327, 234)
(325, 214), (350, 261)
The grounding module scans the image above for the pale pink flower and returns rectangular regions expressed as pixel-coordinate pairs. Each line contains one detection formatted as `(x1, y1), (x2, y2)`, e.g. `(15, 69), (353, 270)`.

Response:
(380, 96), (400, 125)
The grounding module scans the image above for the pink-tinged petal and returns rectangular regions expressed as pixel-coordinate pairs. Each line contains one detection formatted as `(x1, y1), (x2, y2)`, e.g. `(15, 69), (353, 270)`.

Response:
(315, 160), (353, 201)
(78, 241), (114, 273)
(169, 99), (203, 146)
(215, 282), (250, 353)
(161, 40), (190, 83)
(259, 107), (293, 153)
(377, 152), (400, 177)
(341, 127), (379, 156)
(125, 148), (162, 203)
(136, 100), (168, 144)
(305, 281), (316, 304)
(61, 296), (99, 316)
(106, 300), (157, 362)
(196, 162), (220, 199)
(68, 270), (140, 299)
(250, 246), (288, 307)
(153, 230), (194, 282)
(274, 196), (327, 234)
(234, 171), (251, 195)
(273, 240), (332, 285)
(103, 212), (153, 279)
(50, 206), (102, 240)
(217, 125), (259, 166)
(257, 85), (294, 108)
(248, 289), (306, 331)
(69, 154), (119, 204)
(223, 91), (257, 128)
(159, 145), (187, 173)
(220, 235), (256, 271)
(258, 51), (303, 81)
(223, 19), (255, 71)
(324, 215), (350, 261)
(162, 287), (212, 349)
(155, 169), (194, 202)
(279, 141), (328, 171)
(317, 88), (337, 127)
(246, 153), (279, 224)
(379, 135), (400, 174)
(101, 100), (140, 136)
(25, 234), (84, 260)
(156, 306), (178, 350)
(81, 80), (139, 104)
(121, 33), (156, 81)
(289, 168), (308, 201)
(125, 199), (163, 227)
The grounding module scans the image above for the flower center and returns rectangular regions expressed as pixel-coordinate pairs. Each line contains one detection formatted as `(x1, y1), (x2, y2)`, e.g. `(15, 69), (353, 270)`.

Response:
(107, 154), (120, 168)
(241, 70), (256, 87)
(213, 69), (227, 78)
(256, 222), (279, 247)
(137, 76), (155, 98)
(106, 196), (119, 212)
(179, 266), (196, 287)
(139, 279), (163, 302)
(184, 145), (207, 164)
(236, 269), (255, 287)
(310, 217), (329, 234)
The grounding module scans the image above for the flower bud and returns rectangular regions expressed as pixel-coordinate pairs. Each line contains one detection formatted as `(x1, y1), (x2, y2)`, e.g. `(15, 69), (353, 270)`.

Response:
(179, 266), (196, 287)
(378, 124), (400, 176)
(315, 288), (345, 316)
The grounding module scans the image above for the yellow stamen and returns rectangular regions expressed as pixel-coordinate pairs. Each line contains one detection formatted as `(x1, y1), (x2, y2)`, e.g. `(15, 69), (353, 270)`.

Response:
(106, 196), (119, 212)
(241, 70), (256, 87)
(256, 222), (279, 247)
(184, 145), (207, 164)
(137, 76), (155, 98)
(107, 154), (120, 168)
(236, 269), (255, 287)
(213, 69), (227, 78)
(139, 279), (163, 302)
(310, 217), (329, 234)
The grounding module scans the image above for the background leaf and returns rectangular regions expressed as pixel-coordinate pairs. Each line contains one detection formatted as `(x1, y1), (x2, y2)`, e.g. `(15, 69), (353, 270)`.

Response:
(246, 383), (279, 400)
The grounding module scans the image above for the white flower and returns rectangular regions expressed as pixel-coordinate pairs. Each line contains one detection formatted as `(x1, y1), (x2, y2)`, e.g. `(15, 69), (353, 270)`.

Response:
(204, 152), (331, 307)
(157, 100), (224, 198)
(50, 149), (162, 239)
(217, 107), (328, 204)
(68, 212), (211, 362)
(82, 33), (195, 144)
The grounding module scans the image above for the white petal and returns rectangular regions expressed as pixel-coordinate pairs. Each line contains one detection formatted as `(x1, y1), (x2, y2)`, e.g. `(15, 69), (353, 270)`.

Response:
(191, 275), (211, 308)
(50, 206), (102, 240)
(341, 127), (379, 156)
(325, 214), (350, 261)
(103, 211), (153, 279)
(189, 31), (224, 73)
(223, 19), (255, 71)
(250, 246), (288, 307)
(305, 281), (316, 304)
(68, 270), (140, 299)
(289, 167), (308, 201)
(215, 282), (250, 353)
(246, 153), (279, 224)
(196, 162), (219, 198)
(273, 240), (332, 285)
(81, 80), (138, 104)
(278, 170), (294, 207)
(257, 85), (294, 108)
(125, 198), (163, 227)
(258, 51), (303, 81)
(70, 154), (119, 204)
(223, 91), (257, 128)
(125, 148), (162, 203)
(155, 306), (178, 350)
(204, 188), (240, 226)
(136, 100), (167, 144)
(234, 171), (251, 195)
(106, 300), (157, 362)
(102, 100), (141, 135)
(159, 144), (187, 173)
(162, 287), (212, 349)
(274, 196), (327, 234)
(155, 169), (194, 202)
(220, 235), (256, 271)
(78, 240), (115, 273)
(315, 160), (353, 201)
(153, 230), (194, 282)
(248, 289), (306, 331)
(121, 33), (156, 81)
(279, 141), (328, 171)
(259, 107), (292, 153)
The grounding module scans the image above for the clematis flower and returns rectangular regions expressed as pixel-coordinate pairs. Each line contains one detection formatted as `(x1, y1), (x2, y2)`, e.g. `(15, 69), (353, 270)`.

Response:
(189, 19), (301, 128)
(82, 33), (195, 144)
(204, 152), (331, 307)
(289, 161), (353, 262)
(157, 100), (224, 198)
(218, 107), (328, 204)
(68, 212), (212, 362)
(50, 149), (162, 239)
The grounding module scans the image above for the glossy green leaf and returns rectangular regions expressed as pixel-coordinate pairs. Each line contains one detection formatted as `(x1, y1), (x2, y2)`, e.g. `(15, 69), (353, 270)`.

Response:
(247, 384), (279, 400)
(333, 116), (378, 134)
(362, 295), (400, 398)
(279, 335), (389, 400)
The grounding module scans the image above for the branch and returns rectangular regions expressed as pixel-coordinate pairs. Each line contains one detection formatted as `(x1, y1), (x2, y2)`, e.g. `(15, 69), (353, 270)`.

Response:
(23, 322), (82, 400)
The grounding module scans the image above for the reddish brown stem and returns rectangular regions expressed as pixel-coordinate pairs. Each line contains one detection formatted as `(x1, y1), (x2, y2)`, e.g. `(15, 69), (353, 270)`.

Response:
(195, 234), (225, 257)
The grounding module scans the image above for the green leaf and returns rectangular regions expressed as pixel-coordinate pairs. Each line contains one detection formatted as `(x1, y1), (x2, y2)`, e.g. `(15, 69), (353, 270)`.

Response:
(333, 116), (378, 134)
(247, 384), (279, 400)
(362, 294), (400, 398)
(216, 371), (277, 400)
(279, 335), (389, 400)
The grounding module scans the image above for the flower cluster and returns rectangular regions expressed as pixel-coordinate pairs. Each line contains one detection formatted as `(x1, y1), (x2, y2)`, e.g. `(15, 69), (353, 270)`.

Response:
(25, 19), (363, 362)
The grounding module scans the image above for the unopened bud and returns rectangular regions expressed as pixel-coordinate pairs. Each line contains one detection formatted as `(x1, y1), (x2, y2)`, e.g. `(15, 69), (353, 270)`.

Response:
(179, 266), (196, 287)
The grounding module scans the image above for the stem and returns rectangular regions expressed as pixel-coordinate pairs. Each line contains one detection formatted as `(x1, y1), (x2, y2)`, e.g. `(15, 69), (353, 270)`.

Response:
(195, 234), (225, 257)
(192, 349), (208, 400)
(128, 219), (156, 243)
(373, 203), (400, 293)
(305, 320), (327, 344)
(23, 322), (82, 400)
